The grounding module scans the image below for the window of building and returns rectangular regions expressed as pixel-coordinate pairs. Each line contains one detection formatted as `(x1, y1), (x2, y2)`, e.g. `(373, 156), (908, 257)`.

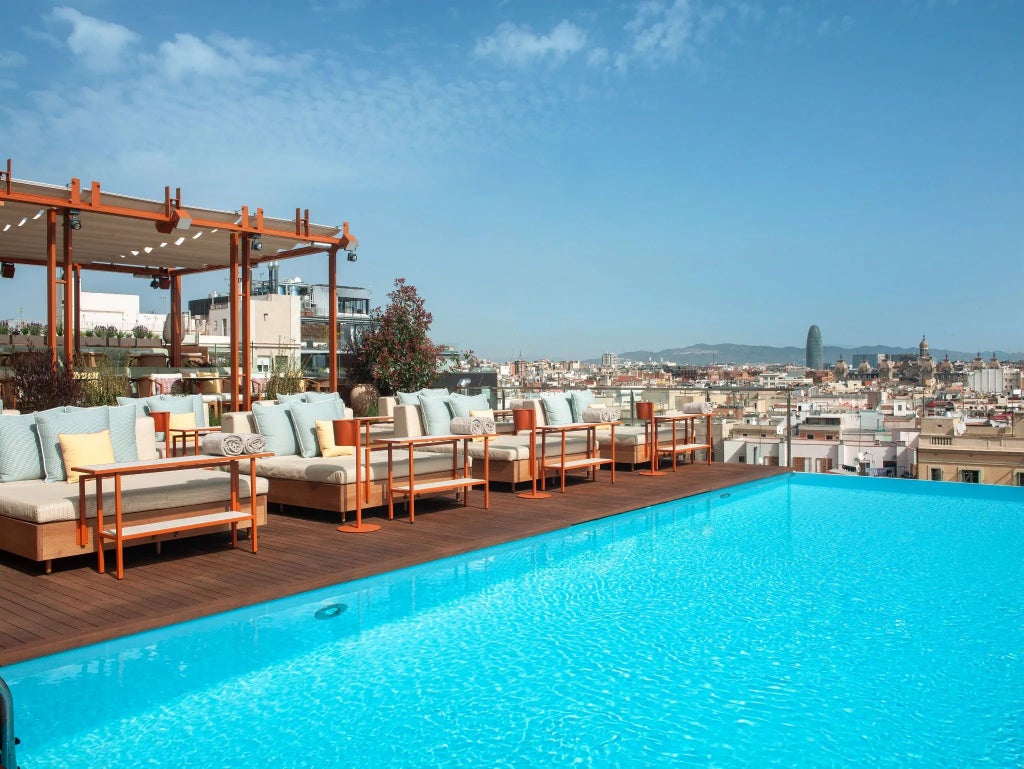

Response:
(959, 469), (980, 484)
(930, 468), (943, 481)
(805, 433), (815, 440)
(792, 457), (806, 472)
(256, 356), (271, 373)
(815, 458), (833, 473)
(1015, 472), (1024, 487)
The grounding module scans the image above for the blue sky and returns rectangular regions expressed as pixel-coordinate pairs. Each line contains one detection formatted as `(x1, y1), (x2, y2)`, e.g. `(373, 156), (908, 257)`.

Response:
(1, 0), (1021, 360)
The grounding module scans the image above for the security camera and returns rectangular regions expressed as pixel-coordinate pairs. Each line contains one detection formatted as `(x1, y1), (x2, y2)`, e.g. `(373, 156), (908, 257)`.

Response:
(347, 251), (358, 262)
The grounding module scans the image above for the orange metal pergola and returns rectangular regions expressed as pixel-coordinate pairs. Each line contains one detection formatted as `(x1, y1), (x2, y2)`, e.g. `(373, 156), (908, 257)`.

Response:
(0, 159), (357, 411)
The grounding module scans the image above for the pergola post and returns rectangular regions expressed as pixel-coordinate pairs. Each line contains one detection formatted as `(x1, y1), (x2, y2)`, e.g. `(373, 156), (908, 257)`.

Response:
(45, 208), (58, 363)
(72, 265), (82, 360)
(241, 235), (252, 411)
(169, 274), (182, 368)
(229, 234), (240, 412)
(61, 211), (74, 369)
(328, 247), (338, 394)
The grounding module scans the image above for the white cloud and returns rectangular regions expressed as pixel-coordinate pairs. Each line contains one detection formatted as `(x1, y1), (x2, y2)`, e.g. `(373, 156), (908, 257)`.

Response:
(47, 6), (139, 73)
(619, 0), (728, 69)
(474, 20), (587, 67)
(818, 14), (854, 35)
(0, 52), (26, 69)
(155, 33), (303, 80)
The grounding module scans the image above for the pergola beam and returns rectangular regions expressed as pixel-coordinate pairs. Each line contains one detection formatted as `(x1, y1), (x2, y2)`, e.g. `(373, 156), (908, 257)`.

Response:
(0, 159), (359, 410)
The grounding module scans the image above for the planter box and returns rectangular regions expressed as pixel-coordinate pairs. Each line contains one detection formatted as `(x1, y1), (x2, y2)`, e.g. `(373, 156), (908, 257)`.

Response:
(10, 335), (45, 348)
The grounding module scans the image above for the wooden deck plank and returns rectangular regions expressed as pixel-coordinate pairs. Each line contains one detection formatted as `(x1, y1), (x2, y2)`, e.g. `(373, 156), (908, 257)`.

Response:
(0, 464), (786, 665)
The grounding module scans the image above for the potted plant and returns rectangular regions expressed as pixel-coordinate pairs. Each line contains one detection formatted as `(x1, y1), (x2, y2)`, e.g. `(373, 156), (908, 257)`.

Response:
(347, 278), (440, 403)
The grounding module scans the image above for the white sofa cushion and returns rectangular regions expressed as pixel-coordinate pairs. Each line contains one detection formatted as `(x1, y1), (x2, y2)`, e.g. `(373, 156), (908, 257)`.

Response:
(0, 469), (269, 524)
(250, 450), (455, 485)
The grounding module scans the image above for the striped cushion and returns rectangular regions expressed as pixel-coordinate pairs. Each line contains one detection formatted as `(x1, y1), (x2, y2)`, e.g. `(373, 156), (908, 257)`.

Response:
(108, 404), (140, 463)
(252, 402), (299, 457)
(155, 394), (205, 427)
(0, 414), (45, 482)
(35, 407), (111, 482)
(288, 398), (345, 458)
(540, 393), (574, 426)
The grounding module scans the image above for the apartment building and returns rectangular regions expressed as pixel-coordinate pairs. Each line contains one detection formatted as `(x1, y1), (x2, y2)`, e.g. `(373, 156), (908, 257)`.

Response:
(917, 415), (1024, 486)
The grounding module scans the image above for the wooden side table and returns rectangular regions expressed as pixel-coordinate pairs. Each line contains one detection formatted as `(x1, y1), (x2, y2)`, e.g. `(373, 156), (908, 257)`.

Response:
(512, 407), (550, 499)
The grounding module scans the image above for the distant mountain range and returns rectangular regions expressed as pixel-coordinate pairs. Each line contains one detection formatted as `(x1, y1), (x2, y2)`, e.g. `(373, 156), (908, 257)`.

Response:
(604, 343), (1019, 366)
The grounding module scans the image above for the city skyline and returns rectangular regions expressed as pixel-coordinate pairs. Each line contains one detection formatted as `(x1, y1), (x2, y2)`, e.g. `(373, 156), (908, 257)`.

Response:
(1, 1), (1021, 360)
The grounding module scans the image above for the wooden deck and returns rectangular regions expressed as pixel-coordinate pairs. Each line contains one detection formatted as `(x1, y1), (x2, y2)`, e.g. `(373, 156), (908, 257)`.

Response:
(0, 464), (787, 665)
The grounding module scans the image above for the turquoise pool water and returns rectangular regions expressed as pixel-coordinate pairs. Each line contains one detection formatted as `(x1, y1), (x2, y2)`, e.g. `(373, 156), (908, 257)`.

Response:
(5, 474), (1023, 767)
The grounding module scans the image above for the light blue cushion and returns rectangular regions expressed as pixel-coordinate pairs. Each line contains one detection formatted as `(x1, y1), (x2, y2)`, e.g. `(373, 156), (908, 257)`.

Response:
(288, 399), (345, 457)
(398, 388), (448, 405)
(107, 404), (139, 463)
(276, 392), (306, 405)
(35, 407), (111, 482)
(540, 394), (574, 426)
(0, 414), (44, 482)
(447, 392), (489, 418)
(303, 391), (342, 404)
(158, 394), (206, 428)
(419, 395), (454, 435)
(148, 396), (194, 441)
(568, 390), (596, 423)
(116, 395), (162, 420)
(252, 402), (299, 457)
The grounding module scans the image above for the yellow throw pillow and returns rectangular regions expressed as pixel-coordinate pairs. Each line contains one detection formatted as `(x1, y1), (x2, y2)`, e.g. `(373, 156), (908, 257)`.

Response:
(315, 420), (354, 458)
(322, 445), (355, 458)
(59, 429), (116, 484)
(167, 411), (197, 430)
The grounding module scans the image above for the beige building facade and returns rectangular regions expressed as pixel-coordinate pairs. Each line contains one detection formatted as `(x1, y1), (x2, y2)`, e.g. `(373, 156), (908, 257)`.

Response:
(917, 416), (1024, 486)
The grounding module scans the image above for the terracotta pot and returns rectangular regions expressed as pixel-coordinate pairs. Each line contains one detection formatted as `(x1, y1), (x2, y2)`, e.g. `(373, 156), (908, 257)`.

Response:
(349, 383), (379, 417)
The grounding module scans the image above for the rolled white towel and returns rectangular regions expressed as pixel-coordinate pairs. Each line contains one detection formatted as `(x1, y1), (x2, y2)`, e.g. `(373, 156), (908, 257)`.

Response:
(582, 407), (620, 423)
(201, 432), (245, 456)
(243, 433), (267, 454)
(450, 416), (474, 435)
(481, 416), (496, 434)
(682, 401), (714, 415)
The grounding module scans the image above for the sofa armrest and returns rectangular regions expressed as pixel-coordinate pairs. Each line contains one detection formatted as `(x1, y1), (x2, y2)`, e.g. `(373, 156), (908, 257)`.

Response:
(378, 396), (397, 418)
(392, 404), (425, 438)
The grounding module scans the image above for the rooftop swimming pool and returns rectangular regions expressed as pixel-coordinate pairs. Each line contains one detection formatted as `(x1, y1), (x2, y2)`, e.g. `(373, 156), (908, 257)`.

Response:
(5, 474), (1023, 767)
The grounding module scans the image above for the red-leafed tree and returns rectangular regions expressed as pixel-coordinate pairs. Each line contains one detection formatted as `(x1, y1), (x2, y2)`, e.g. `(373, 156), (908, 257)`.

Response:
(349, 278), (439, 395)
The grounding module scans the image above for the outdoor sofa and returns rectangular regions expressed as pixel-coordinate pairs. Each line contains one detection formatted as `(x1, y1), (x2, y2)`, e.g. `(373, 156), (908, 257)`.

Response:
(0, 395), (268, 574)
(220, 391), (458, 521)
(383, 389), (607, 488)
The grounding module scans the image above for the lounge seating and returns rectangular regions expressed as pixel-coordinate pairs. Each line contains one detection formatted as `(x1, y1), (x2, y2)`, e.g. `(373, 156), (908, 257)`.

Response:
(220, 396), (459, 520)
(388, 391), (599, 488)
(0, 407), (268, 573)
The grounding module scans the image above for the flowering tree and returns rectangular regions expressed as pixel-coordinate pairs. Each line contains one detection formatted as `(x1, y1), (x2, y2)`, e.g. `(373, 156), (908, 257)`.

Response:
(349, 278), (439, 395)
